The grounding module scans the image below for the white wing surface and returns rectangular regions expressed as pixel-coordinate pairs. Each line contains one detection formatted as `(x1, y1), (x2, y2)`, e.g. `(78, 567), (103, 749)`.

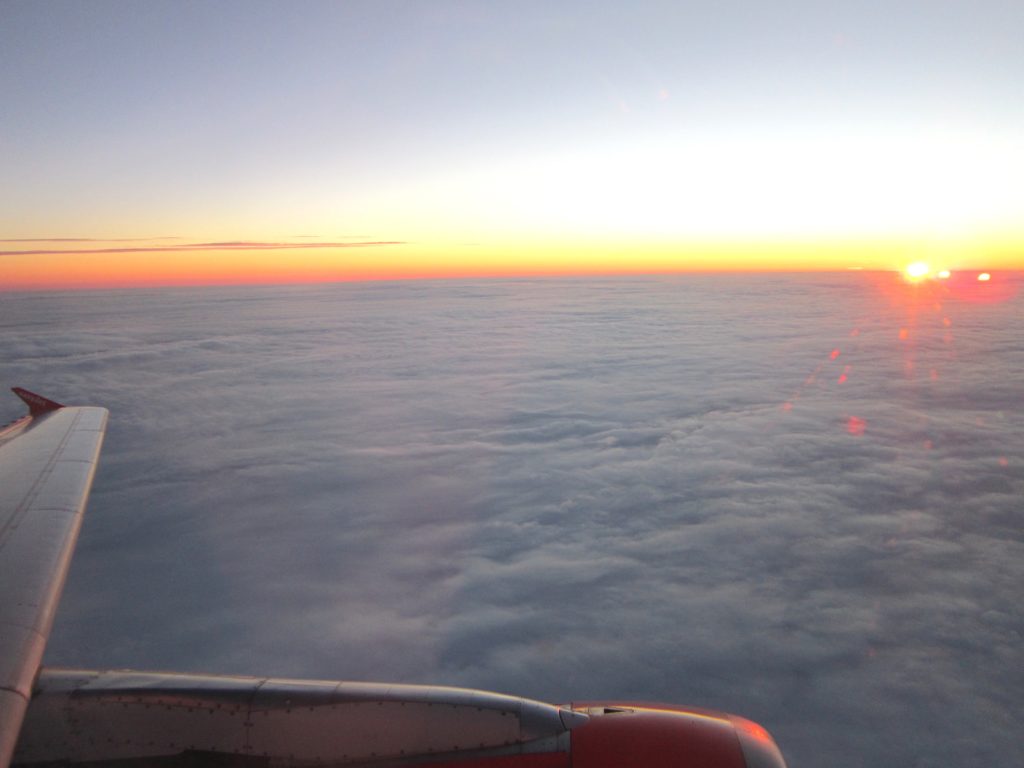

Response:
(0, 390), (107, 768)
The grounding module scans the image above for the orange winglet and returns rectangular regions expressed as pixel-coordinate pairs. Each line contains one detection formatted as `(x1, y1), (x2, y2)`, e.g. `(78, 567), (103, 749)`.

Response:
(11, 388), (65, 417)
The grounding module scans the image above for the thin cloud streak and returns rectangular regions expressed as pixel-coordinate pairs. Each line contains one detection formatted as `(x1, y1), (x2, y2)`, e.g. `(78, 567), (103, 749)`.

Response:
(0, 237), (183, 243)
(0, 240), (405, 257)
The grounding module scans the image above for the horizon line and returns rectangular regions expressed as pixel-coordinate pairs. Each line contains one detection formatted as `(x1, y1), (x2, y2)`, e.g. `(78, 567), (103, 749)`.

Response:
(5, 266), (1007, 294)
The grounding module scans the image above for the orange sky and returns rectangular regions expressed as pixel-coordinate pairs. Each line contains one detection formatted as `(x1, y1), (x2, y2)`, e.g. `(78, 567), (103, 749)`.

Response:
(2, 234), (1021, 291)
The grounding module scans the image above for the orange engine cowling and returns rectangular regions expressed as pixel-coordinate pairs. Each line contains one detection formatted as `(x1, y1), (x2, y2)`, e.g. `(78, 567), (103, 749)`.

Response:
(567, 703), (787, 768)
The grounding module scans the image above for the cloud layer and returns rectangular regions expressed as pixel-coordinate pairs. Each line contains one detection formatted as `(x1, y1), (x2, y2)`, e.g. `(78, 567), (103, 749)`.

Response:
(1, 274), (1021, 768)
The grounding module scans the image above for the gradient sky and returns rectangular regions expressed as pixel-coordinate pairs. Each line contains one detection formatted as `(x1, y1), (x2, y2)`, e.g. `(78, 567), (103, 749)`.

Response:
(2, 1), (1023, 287)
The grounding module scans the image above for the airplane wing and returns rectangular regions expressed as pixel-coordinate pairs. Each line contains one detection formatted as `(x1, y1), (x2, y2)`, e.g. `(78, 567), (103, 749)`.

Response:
(0, 390), (108, 768)
(0, 389), (787, 768)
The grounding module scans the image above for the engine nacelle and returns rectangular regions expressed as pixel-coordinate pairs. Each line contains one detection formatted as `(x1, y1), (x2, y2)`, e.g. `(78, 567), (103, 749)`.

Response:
(566, 702), (787, 768)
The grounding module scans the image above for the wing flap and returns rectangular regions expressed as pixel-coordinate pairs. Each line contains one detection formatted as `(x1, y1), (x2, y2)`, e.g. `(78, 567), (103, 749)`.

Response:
(0, 396), (107, 768)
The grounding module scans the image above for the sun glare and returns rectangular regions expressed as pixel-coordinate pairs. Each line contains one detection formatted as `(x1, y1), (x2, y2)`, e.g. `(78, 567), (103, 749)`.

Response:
(904, 261), (930, 281)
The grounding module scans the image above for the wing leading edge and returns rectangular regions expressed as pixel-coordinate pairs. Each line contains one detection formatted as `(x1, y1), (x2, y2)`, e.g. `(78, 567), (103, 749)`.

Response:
(0, 390), (108, 768)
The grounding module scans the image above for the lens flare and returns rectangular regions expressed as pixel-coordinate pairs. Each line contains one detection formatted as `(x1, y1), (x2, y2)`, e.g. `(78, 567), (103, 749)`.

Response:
(847, 416), (866, 436)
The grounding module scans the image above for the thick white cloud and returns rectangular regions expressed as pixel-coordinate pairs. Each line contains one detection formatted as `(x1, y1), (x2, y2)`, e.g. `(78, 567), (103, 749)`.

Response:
(1, 274), (1021, 768)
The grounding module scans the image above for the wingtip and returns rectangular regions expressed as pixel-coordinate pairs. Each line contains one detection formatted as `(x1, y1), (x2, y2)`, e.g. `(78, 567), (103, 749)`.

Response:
(11, 388), (65, 417)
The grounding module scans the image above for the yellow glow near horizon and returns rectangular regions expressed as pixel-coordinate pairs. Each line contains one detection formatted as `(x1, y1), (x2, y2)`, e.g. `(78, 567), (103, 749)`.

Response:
(5, 122), (1024, 290)
(349, 127), (1024, 247)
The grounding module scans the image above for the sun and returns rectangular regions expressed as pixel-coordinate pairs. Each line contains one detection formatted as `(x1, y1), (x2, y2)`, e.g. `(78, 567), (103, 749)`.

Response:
(904, 261), (931, 281)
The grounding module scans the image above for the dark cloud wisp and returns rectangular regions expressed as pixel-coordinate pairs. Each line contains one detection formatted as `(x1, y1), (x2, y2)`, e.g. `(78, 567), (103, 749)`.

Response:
(0, 239), (403, 256)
